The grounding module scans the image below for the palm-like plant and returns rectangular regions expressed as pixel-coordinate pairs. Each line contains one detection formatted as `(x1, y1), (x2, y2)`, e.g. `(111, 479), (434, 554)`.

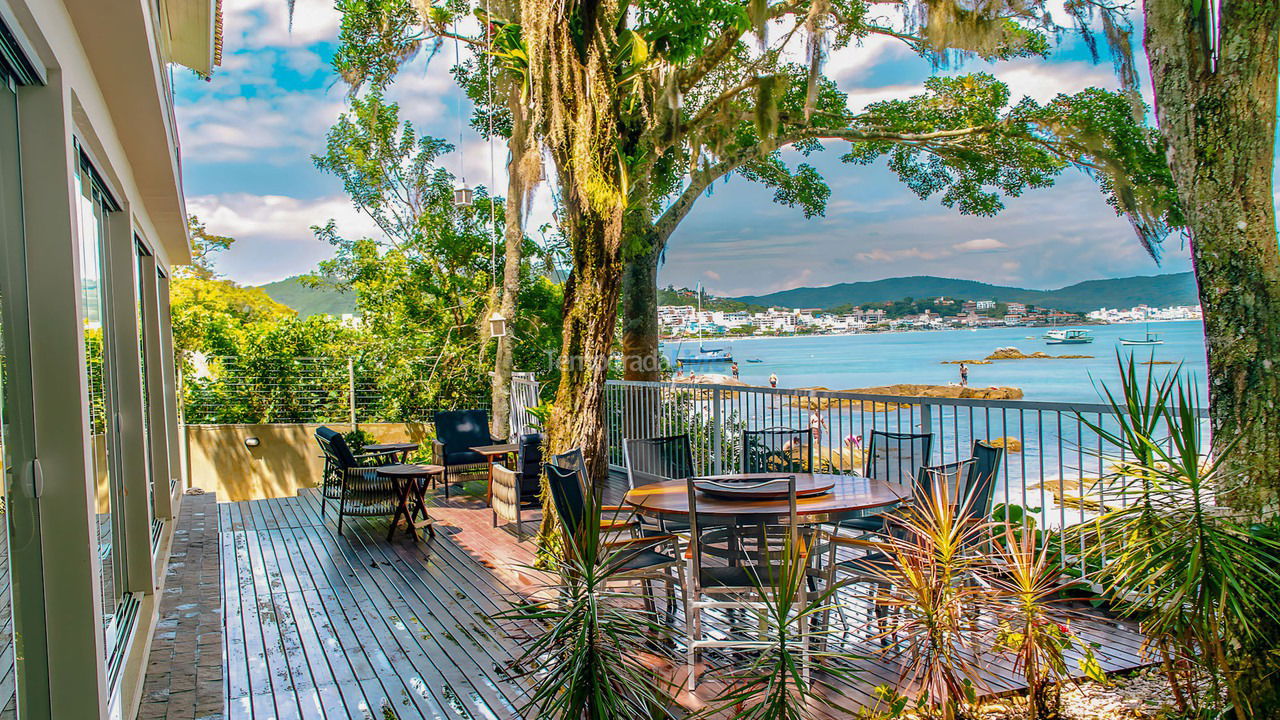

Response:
(855, 473), (994, 720)
(498, 488), (678, 719)
(697, 535), (855, 720)
(987, 520), (1104, 719)
(1078, 359), (1280, 720)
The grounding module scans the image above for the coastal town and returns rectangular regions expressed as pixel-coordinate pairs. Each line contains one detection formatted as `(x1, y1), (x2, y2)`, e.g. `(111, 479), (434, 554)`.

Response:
(658, 291), (1203, 338)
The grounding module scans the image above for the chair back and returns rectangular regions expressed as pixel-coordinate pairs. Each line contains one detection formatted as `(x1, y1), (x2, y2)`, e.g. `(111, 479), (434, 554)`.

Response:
(516, 433), (543, 479)
(965, 440), (1004, 521)
(865, 430), (933, 485)
(917, 459), (977, 510)
(544, 461), (587, 540)
(742, 427), (812, 473)
(550, 448), (587, 476)
(316, 426), (357, 469)
(686, 474), (800, 586)
(433, 409), (492, 454)
(623, 435), (694, 489)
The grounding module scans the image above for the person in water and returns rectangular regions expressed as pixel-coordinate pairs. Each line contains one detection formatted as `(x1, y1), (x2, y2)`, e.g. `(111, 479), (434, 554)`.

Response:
(769, 372), (778, 388)
(959, 363), (969, 387)
(731, 362), (740, 379)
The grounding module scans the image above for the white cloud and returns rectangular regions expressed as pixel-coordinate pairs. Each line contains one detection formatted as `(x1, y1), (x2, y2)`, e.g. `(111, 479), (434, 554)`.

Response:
(994, 60), (1119, 104)
(953, 237), (1008, 252)
(188, 193), (385, 283)
(855, 246), (949, 263)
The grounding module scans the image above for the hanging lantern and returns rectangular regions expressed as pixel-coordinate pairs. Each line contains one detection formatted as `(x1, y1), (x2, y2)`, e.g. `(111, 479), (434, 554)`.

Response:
(453, 183), (474, 208)
(488, 311), (508, 338)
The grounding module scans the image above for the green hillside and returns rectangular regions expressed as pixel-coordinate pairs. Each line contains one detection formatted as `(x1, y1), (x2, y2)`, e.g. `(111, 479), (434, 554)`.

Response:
(256, 276), (357, 318)
(732, 272), (1198, 313)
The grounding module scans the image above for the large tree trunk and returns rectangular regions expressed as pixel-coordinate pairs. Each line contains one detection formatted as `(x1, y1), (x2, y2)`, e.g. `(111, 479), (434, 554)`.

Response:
(620, 244), (661, 382)
(489, 89), (529, 440)
(1144, 2), (1280, 716)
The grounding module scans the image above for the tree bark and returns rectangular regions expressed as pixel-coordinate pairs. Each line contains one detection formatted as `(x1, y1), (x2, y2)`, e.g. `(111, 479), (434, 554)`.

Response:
(621, 244), (661, 382)
(1145, 0), (1280, 515)
(1144, 2), (1280, 716)
(489, 87), (529, 440)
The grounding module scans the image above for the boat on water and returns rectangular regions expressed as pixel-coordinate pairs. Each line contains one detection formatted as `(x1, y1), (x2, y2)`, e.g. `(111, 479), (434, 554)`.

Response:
(1046, 329), (1095, 345)
(1119, 325), (1163, 346)
(745, 358), (764, 363)
(676, 344), (734, 364)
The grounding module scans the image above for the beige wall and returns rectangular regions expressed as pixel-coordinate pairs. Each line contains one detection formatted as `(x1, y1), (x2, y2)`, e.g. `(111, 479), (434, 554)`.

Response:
(186, 423), (437, 502)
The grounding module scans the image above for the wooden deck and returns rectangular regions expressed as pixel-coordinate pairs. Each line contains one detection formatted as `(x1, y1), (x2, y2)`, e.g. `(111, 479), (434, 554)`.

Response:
(220, 485), (1154, 719)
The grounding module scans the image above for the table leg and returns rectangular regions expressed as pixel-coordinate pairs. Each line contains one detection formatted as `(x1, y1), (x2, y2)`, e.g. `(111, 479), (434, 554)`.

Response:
(388, 479), (413, 542)
(411, 476), (435, 537)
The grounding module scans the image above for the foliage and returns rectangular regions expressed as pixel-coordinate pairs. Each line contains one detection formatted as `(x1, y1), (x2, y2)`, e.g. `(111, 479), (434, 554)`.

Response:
(497, 482), (677, 719)
(1076, 358), (1280, 720)
(988, 520), (1104, 719)
(695, 534), (855, 720)
(343, 428), (378, 454)
(854, 472), (993, 720)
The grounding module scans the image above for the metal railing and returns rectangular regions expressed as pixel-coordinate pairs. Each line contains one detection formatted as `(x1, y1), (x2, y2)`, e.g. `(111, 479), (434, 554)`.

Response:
(594, 379), (1211, 570)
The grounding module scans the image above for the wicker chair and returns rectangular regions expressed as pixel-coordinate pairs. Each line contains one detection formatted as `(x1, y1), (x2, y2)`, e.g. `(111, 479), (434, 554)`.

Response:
(432, 409), (504, 497)
(490, 433), (543, 536)
(314, 427), (402, 535)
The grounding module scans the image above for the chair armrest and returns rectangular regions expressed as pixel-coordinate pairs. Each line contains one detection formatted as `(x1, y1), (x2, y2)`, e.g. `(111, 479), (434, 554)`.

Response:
(600, 519), (638, 532)
(605, 534), (677, 549)
(352, 450), (398, 466)
(432, 439), (445, 464)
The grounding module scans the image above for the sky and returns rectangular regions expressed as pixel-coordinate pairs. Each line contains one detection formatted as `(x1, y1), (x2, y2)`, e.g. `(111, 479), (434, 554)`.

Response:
(174, 0), (1200, 297)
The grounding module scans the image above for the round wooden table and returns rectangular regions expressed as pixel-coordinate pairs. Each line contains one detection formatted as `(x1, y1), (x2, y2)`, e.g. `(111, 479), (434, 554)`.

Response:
(623, 473), (907, 523)
(375, 463), (442, 541)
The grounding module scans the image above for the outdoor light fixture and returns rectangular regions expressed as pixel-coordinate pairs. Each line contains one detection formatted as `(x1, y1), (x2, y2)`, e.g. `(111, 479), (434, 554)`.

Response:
(244, 437), (261, 448)
(488, 311), (508, 338)
(453, 183), (473, 208)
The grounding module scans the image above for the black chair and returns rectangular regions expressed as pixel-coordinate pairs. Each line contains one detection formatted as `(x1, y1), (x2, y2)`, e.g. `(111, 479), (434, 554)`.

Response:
(742, 427), (813, 473)
(433, 409), (505, 497)
(835, 429), (933, 535)
(965, 440), (1004, 524)
(490, 433), (543, 535)
(315, 427), (401, 535)
(543, 461), (681, 618)
(623, 435), (695, 534)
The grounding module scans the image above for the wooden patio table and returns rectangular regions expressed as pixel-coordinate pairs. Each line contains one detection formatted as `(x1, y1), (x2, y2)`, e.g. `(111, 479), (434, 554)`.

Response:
(377, 463), (442, 542)
(364, 441), (419, 463)
(622, 472), (907, 523)
(470, 442), (519, 505)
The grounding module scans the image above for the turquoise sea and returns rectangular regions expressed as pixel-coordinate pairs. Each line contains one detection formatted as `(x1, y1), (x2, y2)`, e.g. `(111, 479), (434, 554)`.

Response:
(664, 320), (1209, 404)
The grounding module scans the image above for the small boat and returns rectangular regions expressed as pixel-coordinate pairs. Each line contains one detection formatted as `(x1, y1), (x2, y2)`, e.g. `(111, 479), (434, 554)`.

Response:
(676, 344), (733, 364)
(745, 358), (764, 363)
(1046, 329), (1095, 345)
(1119, 325), (1163, 346)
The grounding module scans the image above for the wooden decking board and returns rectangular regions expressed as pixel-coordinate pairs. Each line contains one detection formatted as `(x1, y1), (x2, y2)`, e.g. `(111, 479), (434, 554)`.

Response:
(222, 488), (1153, 719)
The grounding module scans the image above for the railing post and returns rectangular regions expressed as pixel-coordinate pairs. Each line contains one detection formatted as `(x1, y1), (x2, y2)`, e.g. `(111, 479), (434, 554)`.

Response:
(920, 402), (933, 438)
(712, 387), (723, 475)
(348, 357), (357, 429)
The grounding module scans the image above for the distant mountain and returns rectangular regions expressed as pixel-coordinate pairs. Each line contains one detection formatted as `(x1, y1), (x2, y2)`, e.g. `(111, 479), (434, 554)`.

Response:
(731, 272), (1198, 313)
(256, 276), (356, 318)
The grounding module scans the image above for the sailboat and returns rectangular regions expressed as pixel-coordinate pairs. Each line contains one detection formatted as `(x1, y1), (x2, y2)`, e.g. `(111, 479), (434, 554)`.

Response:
(1045, 329), (1095, 345)
(1119, 324), (1163, 346)
(675, 283), (733, 365)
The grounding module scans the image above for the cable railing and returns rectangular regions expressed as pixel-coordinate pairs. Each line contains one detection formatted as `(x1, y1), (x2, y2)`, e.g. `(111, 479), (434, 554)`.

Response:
(180, 355), (488, 425)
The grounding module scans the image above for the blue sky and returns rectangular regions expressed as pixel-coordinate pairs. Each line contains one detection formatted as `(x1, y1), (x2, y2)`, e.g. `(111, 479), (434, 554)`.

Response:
(175, 0), (1198, 296)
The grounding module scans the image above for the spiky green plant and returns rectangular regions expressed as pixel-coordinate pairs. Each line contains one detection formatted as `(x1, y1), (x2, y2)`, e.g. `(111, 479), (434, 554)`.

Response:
(497, 489), (678, 719)
(987, 520), (1104, 719)
(855, 472), (995, 720)
(1078, 359), (1280, 720)
(695, 533), (858, 720)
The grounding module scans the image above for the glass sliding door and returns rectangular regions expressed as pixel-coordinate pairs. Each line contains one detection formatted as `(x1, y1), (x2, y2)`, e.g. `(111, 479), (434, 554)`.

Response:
(0, 68), (48, 715)
(133, 240), (159, 543)
(75, 154), (127, 662)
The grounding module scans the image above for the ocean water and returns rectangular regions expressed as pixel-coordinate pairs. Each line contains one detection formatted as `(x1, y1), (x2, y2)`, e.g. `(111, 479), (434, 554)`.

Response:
(664, 320), (1209, 404)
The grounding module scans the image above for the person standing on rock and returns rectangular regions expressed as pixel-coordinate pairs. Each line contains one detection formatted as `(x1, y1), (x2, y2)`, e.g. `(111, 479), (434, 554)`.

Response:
(959, 363), (969, 387)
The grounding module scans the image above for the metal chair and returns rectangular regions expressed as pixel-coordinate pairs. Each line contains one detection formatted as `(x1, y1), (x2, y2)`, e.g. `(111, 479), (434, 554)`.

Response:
(490, 433), (543, 536)
(543, 461), (682, 620)
(834, 429), (933, 536)
(623, 435), (695, 534)
(741, 427), (813, 473)
(683, 474), (815, 690)
(314, 427), (402, 535)
(432, 409), (505, 497)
